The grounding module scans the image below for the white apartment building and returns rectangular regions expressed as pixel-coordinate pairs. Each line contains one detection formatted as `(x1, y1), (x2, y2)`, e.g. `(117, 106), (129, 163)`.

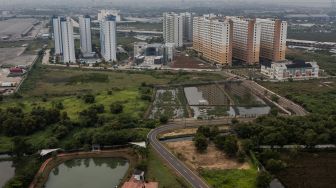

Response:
(52, 16), (62, 55)
(228, 17), (261, 65)
(163, 12), (183, 47)
(79, 15), (92, 55)
(193, 15), (232, 65)
(98, 9), (121, 22)
(261, 60), (319, 80)
(257, 19), (287, 62)
(60, 17), (76, 63)
(100, 15), (117, 62)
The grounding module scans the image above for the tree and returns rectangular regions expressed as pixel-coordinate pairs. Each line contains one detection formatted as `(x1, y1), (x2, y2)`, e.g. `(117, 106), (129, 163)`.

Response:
(110, 102), (123, 114)
(303, 129), (317, 147)
(256, 172), (272, 188)
(197, 126), (211, 138)
(271, 94), (279, 103)
(83, 94), (95, 103)
(266, 159), (287, 174)
(210, 126), (220, 140)
(12, 137), (31, 157)
(193, 133), (208, 153)
(159, 115), (169, 124)
(223, 136), (239, 156)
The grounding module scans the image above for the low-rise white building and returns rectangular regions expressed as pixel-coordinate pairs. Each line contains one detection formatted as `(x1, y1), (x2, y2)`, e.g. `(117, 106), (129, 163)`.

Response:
(261, 60), (319, 80)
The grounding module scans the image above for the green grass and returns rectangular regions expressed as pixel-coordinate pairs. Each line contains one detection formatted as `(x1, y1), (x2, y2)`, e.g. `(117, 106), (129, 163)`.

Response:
(147, 147), (191, 188)
(200, 168), (258, 188)
(259, 79), (336, 115)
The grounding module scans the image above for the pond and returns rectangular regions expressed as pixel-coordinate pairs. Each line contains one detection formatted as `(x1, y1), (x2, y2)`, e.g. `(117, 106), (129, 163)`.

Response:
(0, 160), (15, 187)
(45, 158), (129, 188)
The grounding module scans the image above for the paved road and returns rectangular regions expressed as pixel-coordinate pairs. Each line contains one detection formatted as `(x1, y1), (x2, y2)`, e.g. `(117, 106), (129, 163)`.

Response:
(148, 118), (254, 188)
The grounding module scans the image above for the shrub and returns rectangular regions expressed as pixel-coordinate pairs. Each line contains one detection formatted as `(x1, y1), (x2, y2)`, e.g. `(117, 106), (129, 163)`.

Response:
(110, 102), (123, 114)
(83, 94), (95, 103)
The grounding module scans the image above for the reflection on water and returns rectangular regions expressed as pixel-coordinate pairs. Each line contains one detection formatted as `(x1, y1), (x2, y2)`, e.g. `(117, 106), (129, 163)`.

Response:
(0, 160), (15, 187)
(45, 158), (129, 188)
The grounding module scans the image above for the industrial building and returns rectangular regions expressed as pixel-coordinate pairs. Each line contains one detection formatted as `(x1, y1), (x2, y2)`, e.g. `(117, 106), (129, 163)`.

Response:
(134, 42), (175, 65)
(100, 15), (117, 62)
(79, 15), (93, 56)
(261, 60), (319, 80)
(257, 19), (287, 62)
(98, 9), (121, 22)
(193, 15), (232, 65)
(228, 17), (261, 65)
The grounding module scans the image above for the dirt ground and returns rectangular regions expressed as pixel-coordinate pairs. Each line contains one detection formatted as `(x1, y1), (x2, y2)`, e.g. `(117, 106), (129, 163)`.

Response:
(171, 55), (217, 69)
(164, 140), (250, 170)
(160, 126), (229, 138)
(277, 152), (336, 188)
(0, 47), (36, 66)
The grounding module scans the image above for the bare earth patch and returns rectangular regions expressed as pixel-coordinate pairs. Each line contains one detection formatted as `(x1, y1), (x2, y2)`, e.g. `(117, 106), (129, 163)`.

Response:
(164, 140), (250, 170)
(160, 126), (229, 138)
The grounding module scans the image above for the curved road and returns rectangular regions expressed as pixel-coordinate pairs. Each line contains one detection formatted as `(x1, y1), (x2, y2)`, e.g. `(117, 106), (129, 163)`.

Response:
(148, 118), (254, 188)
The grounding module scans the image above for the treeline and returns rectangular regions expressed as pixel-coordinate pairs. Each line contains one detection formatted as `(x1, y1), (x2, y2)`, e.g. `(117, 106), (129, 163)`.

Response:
(234, 115), (336, 147)
(0, 107), (61, 136)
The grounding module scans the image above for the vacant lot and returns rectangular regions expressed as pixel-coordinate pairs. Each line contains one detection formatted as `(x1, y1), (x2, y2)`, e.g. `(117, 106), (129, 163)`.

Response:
(0, 18), (38, 40)
(171, 55), (217, 69)
(277, 152), (336, 188)
(201, 169), (258, 188)
(164, 140), (250, 170)
(0, 47), (37, 66)
(259, 79), (336, 115)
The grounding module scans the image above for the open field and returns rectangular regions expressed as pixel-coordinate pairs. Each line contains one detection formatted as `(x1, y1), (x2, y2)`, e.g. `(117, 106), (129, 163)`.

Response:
(277, 152), (336, 188)
(147, 147), (191, 188)
(259, 79), (336, 115)
(164, 140), (250, 170)
(201, 168), (258, 188)
(0, 18), (38, 40)
(0, 47), (37, 66)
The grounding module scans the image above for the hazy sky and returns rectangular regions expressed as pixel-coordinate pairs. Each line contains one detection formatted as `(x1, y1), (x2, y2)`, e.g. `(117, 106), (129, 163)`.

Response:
(0, 0), (332, 8)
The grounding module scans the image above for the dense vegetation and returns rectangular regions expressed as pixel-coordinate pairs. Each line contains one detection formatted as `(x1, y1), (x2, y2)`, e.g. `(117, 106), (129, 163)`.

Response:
(235, 115), (336, 147)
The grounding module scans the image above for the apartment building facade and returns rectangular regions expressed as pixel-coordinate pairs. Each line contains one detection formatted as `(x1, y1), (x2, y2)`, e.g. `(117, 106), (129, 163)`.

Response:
(60, 17), (76, 63)
(100, 15), (117, 62)
(79, 15), (92, 54)
(257, 19), (287, 62)
(52, 16), (63, 55)
(229, 17), (261, 65)
(163, 12), (184, 47)
(193, 15), (232, 65)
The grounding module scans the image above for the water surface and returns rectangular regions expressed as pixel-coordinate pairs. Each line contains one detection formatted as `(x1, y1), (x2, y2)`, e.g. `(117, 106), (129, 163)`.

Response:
(0, 160), (15, 187)
(45, 158), (129, 188)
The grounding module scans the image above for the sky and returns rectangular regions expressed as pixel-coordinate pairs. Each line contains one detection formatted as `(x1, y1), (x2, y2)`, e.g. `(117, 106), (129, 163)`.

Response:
(0, 0), (332, 8)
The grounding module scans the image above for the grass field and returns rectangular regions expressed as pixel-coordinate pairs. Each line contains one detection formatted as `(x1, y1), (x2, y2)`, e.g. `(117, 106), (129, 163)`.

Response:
(201, 168), (258, 188)
(146, 147), (191, 188)
(259, 79), (336, 115)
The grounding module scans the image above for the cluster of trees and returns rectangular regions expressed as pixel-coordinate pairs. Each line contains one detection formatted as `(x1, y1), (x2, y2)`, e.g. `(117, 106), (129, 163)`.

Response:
(139, 82), (153, 101)
(234, 115), (336, 147)
(193, 126), (244, 161)
(0, 107), (61, 136)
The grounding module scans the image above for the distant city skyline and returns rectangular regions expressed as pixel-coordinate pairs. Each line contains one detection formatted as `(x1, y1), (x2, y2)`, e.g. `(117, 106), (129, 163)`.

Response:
(0, 0), (333, 8)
